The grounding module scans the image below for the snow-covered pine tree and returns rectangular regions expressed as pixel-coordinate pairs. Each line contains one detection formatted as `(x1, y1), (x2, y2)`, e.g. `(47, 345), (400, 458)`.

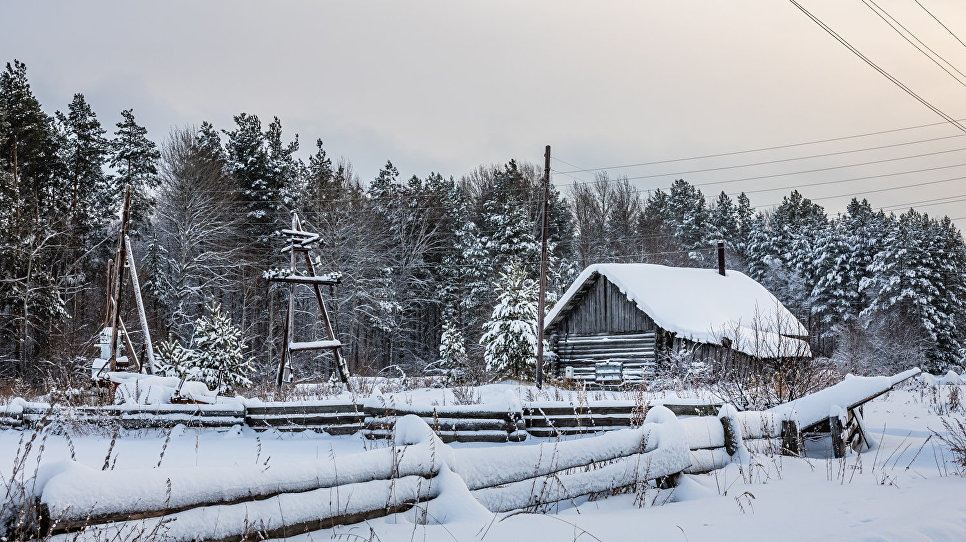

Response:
(480, 161), (540, 276)
(811, 199), (888, 333)
(188, 300), (251, 394)
(110, 108), (160, 234)
(197, 121), (227, 165)
(0, 60), (67, 364)
(707, 191), (739, 247)
(860, 209), (965, 372)
(225, 113), (274, 250)
(480, 260), (540, 380)
(155, 337), (195, 379)
(436, 319), (469, 384)
(59, 93), (116, 254)
(666, 179), (709, 259)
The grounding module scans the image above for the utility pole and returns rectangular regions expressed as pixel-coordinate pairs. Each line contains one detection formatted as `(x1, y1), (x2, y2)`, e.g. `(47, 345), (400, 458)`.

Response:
(536, 145), (551, 389)
(108, 186), (133, 372)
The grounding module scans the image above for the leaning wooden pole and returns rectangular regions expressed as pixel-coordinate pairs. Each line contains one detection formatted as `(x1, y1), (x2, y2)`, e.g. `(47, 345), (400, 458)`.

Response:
(535, 145), (551, 389)
(108, 186), (133, 373)
(125, 235), (155, 374)
(276, 213), (298, 389)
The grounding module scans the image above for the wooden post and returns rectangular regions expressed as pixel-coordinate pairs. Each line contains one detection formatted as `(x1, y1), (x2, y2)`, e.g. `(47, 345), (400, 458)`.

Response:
(109, 186), (133, 372)
(276, 213), (298, 389)
(118, 319), (141, 372)
(125, 235), (155, 374)
(536, 145), (550, 389)
(830, 414), (846, 458)
(781, 419), (801, 456)
(103, 259), (114, 329)
(270, 212), (352, 389)
(717, 240), (726, 276)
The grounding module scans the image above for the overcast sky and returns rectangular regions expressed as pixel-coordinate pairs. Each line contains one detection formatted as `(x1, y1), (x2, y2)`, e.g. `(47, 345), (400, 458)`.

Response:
(4, 0), (966, 225)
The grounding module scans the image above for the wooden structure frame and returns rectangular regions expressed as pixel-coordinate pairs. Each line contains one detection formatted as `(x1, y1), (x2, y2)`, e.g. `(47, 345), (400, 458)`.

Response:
(270, 212), (351, 389)
(96, 185), (156, 379)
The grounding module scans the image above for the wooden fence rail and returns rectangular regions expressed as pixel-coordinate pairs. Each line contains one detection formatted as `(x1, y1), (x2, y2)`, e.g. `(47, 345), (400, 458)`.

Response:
(25, 411), (706, 540)
(34, 415), (444, 541)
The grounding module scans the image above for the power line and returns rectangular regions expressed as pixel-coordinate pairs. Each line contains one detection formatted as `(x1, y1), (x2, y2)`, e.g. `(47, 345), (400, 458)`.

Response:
(789, 0), (966, 133)
(882, 193), (966, 211)
(553, 119), (966, 175)
(914, 0), (966, 53)
(614, 144), (966, 184)
(806, 172), (966, 203)
(862, 0), (966, 87)
(736, 161), (966, 195)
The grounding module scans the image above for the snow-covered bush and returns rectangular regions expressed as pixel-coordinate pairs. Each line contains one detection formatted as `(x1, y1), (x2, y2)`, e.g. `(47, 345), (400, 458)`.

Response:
(480, 260), (539, 380)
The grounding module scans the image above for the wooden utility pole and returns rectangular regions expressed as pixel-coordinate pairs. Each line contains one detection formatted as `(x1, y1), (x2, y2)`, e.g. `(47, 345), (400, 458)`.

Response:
(271, 212), (352, 390)
(125, 235), (156, 373)
(108, 186), (133, 372)
(536, 145), (551, 389)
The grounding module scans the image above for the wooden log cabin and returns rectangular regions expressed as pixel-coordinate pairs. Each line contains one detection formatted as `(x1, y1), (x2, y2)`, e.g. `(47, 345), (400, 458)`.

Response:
(544, 262), (810, 387)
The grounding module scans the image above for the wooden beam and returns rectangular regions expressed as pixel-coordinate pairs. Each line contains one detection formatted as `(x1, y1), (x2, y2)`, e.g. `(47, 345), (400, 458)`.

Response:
(268, 275), (341, 286)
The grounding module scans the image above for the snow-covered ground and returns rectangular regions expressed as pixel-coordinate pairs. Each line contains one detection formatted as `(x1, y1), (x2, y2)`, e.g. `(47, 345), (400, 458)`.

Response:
(2, 379), (965, 541)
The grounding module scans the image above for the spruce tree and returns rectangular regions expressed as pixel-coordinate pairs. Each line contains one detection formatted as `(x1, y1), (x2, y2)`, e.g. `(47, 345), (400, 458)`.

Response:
(189, 300), (252, 394)
(480, 260), (540, 380)
(225, 113), (274, 250)
(436, 319), (469, 384)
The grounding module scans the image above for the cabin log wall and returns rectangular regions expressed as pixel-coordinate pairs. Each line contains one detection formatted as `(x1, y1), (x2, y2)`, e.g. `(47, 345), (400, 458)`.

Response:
(548, 274), (659, 385)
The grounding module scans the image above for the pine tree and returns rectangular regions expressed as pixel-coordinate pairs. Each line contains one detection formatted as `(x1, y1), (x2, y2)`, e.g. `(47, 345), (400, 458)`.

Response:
(666, 179), (709, 255)
(480, 161), (540, 276)
(189, 300), (252, 394)
(155, 337), (195, 379)
(110, 108), (159, 233)
(707, 191), (738, 246)
(480, 260), (540, 380)
(862, 210), (966, 371)
(225, 113), (274, 250)
(811, 199), (888, 332)
(0, 60), (66, 364)
(59, 93), (116, 252)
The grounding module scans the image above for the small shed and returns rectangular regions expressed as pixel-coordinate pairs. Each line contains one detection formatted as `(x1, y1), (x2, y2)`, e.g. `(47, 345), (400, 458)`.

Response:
(544, 263), (810, 386)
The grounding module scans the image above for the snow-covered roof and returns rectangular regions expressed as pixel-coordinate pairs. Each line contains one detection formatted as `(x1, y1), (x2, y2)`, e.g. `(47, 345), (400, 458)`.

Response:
(546, 264), (811, 358)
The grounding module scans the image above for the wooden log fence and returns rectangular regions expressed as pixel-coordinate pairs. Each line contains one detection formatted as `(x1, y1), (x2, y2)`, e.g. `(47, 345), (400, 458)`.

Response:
(21, 412), (706, 540)
(15, 395), (892, 541)
(0, 369), (921, 450)
(33, 415), (444, 541)
(363, 404), (527, 443)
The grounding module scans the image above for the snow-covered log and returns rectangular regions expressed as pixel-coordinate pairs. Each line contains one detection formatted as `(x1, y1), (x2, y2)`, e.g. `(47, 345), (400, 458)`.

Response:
(768, 368), (921, 431)
(36, 415), (445, 538)
(458, 406), (692, 511)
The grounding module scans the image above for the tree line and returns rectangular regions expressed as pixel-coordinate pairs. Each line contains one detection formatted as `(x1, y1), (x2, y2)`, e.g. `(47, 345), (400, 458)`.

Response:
(1, 60), (963, 388)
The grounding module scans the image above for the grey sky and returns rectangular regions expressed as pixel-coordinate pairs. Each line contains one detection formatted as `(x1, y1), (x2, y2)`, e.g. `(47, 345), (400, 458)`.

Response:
(4, 0), (966, 225)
